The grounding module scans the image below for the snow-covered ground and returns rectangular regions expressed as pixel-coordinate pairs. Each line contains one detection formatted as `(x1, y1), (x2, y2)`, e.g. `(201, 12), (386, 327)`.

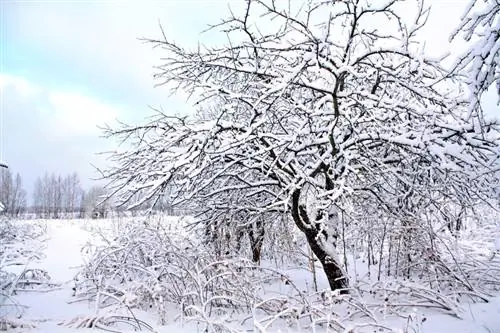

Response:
(10, 221), (97, 332)
(1, 218), (500, 332)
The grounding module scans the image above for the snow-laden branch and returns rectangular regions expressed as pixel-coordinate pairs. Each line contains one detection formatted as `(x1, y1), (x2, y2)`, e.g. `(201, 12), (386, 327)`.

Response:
(451, 0), (500, 116)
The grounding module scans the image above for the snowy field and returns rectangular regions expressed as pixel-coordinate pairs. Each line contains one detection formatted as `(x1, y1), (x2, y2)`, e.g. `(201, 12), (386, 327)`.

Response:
(1, 216), (499, 333)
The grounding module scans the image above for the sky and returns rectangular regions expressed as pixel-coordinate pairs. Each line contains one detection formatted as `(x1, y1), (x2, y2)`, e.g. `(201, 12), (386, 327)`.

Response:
(0, 0), (498, 201)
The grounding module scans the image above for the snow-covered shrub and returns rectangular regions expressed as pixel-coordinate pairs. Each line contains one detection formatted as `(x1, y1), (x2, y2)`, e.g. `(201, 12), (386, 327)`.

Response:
(59, 313), (155, 332)
(76, 216), (476, 332)
(198, 212), (300, 268)
(0, 218), (47, 287)
(75, 218), (272, 324)
(0, 218), (49, 324)
(341, 201), (500, 302)
(0, 217), (46, 244)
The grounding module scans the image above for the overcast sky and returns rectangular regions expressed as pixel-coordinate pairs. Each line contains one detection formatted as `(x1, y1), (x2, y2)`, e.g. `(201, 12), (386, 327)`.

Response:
(0, 0), (497, 199)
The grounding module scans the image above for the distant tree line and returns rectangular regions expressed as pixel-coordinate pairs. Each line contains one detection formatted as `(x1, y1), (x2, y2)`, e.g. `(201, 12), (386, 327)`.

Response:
(31, 172), (112, 219)
(0, 168), (180, 219)
(32, 172), (83, 218)
(0, 169), (111, 219)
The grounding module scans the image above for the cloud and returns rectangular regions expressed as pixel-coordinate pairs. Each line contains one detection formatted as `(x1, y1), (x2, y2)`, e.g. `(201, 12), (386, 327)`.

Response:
(2, 74), (123, 136)
(47, 91), (120, 136)
(0, 73), (39, 97)
(1, 74), (118, 195)
(3, 0), (228, 111)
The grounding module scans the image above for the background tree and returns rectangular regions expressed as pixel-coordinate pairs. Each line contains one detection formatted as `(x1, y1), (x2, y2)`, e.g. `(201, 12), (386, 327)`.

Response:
(81, 185), (108, 218)
(1, 168), (13, 214)
(0, 169), (27, 217)
(103, 0), (500, 291)
(32, 172), (84, 218)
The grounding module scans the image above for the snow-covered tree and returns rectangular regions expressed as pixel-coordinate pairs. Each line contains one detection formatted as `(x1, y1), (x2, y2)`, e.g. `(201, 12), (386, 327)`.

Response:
(451, 0), (499, 115)
(103, 0), (500, 291)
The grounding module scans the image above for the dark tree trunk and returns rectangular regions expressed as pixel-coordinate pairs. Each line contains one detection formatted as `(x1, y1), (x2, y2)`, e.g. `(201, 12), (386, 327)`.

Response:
(248, 219), (265, 264)
(291, 189), (349, 292)
(303, 228), (349, 292)
(252, 244), (262, 264)
(235, 226), (245, 253)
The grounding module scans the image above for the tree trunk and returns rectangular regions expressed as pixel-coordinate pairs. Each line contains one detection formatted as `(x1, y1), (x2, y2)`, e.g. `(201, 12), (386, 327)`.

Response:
(291, 189), (349, 292)
(304, 228), (349, 292)
(248, 219), (265, 264)
(252, 244), (262, 264)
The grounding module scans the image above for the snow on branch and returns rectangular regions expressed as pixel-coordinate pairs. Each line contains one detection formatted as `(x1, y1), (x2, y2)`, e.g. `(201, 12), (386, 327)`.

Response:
(451, 0), (499, 116)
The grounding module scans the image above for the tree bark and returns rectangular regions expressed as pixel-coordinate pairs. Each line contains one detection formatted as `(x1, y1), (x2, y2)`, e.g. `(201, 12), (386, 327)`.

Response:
(291, 189), (349, 292)
(248, 219), (265, 264)
(303, 227), (349, 292)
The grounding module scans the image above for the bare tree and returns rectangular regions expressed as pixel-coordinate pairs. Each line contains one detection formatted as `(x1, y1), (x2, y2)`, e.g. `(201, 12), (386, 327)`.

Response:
(1, 169), (13, 214)
(0, 169), (27, 217)
(0, 162), (6, 212)
(32, 176), (43, 217)
(11, 173), (27, 216)
(68, 172), (83, 215)
(32, 172), (84, 218)
(103, 0), (500, 291)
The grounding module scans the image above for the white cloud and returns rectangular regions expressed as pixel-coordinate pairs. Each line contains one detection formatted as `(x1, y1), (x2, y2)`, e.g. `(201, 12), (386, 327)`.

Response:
(0, 73), (40, 97)
(47, 91), (120, 136)
(4, 1), (227, 106)
(1, 75), (117, 195)
(1, 74), (122, 136)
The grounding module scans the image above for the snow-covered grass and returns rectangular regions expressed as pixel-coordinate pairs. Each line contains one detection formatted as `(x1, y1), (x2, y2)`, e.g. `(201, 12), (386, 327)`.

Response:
(1, 215), (499, 332)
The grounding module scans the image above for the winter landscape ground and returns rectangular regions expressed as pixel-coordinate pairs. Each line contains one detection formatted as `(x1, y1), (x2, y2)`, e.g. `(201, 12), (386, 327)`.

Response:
(1, 0), (500, 332)
(1, 216), (500, 333)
